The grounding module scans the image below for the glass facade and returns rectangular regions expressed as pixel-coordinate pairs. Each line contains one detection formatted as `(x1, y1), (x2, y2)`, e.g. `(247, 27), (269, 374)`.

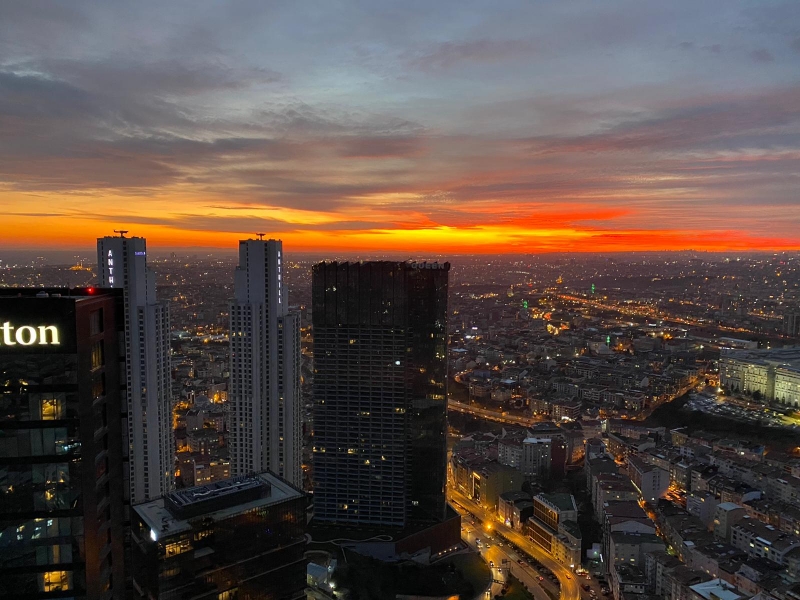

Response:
(311, 261), (449, 527)
(0, 291), (127, 600)
(131, 475), (306, 600)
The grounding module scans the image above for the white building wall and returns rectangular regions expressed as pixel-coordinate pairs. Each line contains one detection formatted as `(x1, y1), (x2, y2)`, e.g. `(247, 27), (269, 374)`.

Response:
(229, 239), (301, 486)
(97, 236), (173, 503)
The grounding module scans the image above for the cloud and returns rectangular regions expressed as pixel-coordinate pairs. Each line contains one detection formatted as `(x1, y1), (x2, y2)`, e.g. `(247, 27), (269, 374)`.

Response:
(408, 39), (537, 71)
(750, 48), (774, 63)
(0, 0), (799, 250)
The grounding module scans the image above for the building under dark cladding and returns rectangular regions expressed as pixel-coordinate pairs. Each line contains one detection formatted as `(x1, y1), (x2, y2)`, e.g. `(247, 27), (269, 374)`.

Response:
(130, 472), (306, 600)
(312, 261), (450, 528)
(0, 288), (127, 599)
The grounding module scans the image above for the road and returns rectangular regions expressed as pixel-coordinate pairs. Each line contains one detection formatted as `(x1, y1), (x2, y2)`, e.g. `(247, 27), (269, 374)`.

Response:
(460, 517), (550, 600)
(555, 293), (764, 337)
(449, 487), (582, 600)
(448, 399), (538, 428)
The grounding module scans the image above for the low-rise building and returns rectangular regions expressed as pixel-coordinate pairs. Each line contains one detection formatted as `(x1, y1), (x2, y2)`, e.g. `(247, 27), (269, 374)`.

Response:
(499, 490), (531, 528)
(689, 578), (748, 600)
(524, 493), (581, 568)
(688, 492), (721, 527)
(131, 473), (306, 600)
(713, 503), (747, 542)
(730, 518), (800, 565)
(610, 532), (665, 571)
(629, 455), (670, 504)
(611, 564), (647, 600)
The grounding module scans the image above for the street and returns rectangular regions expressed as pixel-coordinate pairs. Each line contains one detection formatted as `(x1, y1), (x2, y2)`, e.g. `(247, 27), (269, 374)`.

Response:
(449, 486), (582, 600)
(460, 517), (551, 600)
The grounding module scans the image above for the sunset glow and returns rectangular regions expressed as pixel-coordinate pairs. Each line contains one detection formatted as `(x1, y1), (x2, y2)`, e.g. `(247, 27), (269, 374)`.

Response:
(1, 1), (799, 253)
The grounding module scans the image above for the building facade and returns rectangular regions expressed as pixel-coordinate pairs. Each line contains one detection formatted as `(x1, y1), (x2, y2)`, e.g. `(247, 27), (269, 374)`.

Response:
(312, 261), (449, 527)
(719, 347), (800, 407)
(229, 239), (301, 486)
(131, 473), (306, 600)
(0, 289), (128, 599)
(97, 235), (173, 503)
(628, 455), (670, 504)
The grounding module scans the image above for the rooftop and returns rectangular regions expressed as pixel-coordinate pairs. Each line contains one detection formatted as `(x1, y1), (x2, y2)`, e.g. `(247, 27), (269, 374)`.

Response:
(500, 490), (531, 503)
(614, 563), (647, 584)
(537, 493), (577, 513)
(689, 579), (747, 600)
(610, 532), (663, 546)
(134, 472), (302, 540)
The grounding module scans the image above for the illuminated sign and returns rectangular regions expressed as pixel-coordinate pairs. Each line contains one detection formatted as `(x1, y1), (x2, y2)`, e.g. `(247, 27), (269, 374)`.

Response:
(0, 322), (60, 346)
(107, 250), (115, 285)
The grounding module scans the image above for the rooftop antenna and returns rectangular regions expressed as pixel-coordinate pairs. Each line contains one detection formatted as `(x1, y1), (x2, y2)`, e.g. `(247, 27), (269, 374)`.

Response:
(256, 233), (266, 241)
(114, 230), (129, 238)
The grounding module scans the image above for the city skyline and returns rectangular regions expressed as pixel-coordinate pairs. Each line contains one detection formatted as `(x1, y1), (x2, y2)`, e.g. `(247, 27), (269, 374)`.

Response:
(2, 1), (800, 253)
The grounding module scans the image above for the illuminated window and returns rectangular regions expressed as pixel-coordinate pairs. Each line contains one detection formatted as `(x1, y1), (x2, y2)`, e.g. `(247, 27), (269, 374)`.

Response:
(218, 589), (238, 600)
(41, 397), (64, 420)
(41, 571), (71, 592)
(164, 538), (191, 557)
(91, 341), (105, 370)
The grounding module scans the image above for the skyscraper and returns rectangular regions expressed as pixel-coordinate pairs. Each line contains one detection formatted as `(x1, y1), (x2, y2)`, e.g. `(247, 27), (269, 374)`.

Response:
(97, 235), (173, 503)
(229, 239), (301, 485)
(312, 261), (449, 527)
(0, 288), (127, 599)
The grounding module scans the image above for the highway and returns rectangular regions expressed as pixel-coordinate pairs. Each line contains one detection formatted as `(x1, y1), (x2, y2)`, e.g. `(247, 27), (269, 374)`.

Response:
(449, 486), (582, 600)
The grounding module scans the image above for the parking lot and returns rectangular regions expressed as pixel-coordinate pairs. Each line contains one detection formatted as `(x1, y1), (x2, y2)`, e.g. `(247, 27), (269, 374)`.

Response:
(685, 392), (790, 428)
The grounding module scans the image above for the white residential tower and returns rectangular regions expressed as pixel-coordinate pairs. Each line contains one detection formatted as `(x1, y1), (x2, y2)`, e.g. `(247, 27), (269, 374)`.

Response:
(229, 239), (301, 485)
(97, 234), (173, 503)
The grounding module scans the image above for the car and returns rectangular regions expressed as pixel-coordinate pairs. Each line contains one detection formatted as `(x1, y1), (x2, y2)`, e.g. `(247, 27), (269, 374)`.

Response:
(518, 559), (525, 565)
(567, 575), (572, 579)
(539, 576), (545, 581)
(489, 561), (494, 567)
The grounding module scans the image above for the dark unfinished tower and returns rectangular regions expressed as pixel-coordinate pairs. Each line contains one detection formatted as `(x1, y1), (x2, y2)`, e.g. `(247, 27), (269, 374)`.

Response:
(311, 261), (449, 527)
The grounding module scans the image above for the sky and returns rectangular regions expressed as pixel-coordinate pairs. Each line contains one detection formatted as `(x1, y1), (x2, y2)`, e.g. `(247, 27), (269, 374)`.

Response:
(1, 1), (800, 254)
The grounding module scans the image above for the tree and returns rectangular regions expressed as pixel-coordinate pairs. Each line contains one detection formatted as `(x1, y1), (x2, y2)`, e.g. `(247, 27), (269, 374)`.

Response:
(753, 390), (763, 403)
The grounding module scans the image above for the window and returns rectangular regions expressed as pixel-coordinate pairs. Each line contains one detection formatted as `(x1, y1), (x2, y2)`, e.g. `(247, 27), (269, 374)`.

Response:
(41, 571), (71, 592)
(90, 309), (104, 335)
(164, 538), (191, 557)
(91, 341), (105, 370)
(92, 374), (106, 400)
(41, 396), (64, 420)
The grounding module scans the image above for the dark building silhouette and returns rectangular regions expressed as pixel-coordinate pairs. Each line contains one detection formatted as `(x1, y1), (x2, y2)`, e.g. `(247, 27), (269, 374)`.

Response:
(311, 261), (449, 527)
(0, 288), (127, 600)
(130, 472), (306, 600)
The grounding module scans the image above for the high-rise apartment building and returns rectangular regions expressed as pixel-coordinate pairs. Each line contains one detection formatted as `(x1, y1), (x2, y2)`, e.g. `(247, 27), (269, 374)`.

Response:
(312, 260), (449, 527)
(229, 239), (301, 485)
(97, 235), (173, 503)
(0, 288), (127, 599)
